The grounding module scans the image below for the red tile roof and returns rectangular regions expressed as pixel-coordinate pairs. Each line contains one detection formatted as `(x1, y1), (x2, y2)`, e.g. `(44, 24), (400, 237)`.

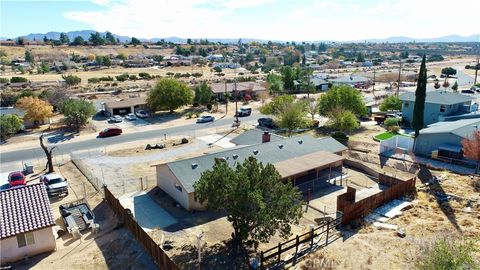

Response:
(0, 184), (55, 239)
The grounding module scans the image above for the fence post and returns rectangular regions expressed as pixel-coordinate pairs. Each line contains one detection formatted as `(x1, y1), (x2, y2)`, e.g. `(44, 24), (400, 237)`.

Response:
(293, 235), (299, 265)
(260, 252), (264, 270)
(310, 227), (314, 248)
(277, 243), (281, 263)
(140, 177), (144, 191)
(325, 220), (330, 247)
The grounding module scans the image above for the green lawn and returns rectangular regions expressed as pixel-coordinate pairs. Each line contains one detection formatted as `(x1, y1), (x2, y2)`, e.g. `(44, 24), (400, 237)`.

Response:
(374, 132), (410, 141)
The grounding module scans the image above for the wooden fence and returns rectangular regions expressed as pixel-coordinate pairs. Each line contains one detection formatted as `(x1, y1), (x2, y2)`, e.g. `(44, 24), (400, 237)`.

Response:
(103, 186), (179, 270)
(259, 213), (342, 269)
(337, 173), (416, 225)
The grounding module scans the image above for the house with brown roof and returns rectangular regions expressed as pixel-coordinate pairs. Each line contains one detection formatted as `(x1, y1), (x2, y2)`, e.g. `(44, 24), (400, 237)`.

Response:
(0, 184), (56, 263)
(209, 81), (267, 100)
(104, 96), (147, 115)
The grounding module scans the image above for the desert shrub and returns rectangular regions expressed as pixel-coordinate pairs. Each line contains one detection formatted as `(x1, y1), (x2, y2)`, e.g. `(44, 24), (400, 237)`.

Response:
(88, 77), (100, 83)
(115, 73), (129, 82)
(0, 78), (9, 83)
(10, 76), (28, 83)
(99, 76), (114, 81)
(415, 237), (479, 270)
(112, 82), (118, 86)
(138, 72), (151, 79)
(129, 75), (138, 81)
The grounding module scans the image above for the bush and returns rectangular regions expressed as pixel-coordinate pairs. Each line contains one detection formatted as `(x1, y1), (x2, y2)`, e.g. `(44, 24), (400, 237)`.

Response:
(88, 77), (100, 83)
(99, 76), (114, 81)
(332, 131), (349, 144)
(129, 75), (138, 81)
(0, 78), (9, 83)
(115, 73), (129, 82)
(10, 76), (28, 83)
(138, 72), (151, 79)
(62, 75), (81, 86)
(415, 237), (479, 270)
(384, 117), (399, 127)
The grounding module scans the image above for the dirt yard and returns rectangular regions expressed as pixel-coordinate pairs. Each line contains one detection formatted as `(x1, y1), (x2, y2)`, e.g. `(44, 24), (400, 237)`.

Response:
(300, 169), (480, 270)
(10, 162), (157, 270)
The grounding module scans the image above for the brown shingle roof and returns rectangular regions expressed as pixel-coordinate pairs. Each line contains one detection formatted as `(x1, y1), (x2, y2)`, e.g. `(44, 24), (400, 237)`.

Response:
(0, 184), (55, 239)
(274, 151), (344, 179)
(210, 82), (266, 94)
(104, 97), (146, 109)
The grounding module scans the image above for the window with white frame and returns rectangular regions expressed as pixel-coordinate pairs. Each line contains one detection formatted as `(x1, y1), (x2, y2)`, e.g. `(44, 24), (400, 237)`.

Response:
(16, 232), (35, 248)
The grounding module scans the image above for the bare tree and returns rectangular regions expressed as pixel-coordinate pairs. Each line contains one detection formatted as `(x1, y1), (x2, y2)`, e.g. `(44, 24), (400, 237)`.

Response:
(40, 134), (56, 173)
(308, 97), (318, 120)
(462, 130), (480, 174)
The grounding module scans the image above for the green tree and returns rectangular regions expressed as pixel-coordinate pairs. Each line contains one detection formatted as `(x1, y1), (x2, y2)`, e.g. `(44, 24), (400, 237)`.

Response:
(10, 76), (28, 83)
(102, 56), (112, 67)
(379, 95), (402, 112)
(25, 50), (34, 63)
(0, 114), (23, 141)
(329, 110), (360, 132)
(451, 81), (459, 92)
(71, 36), (85, 46)
(193, 81), (212, 106)
(318, 85), (367, 117)
(59, 33), (70, 44)
(62, 74), (81, 86)
(130, 37), (141, 46)
(38, 61), (50, 74)
(147, 78), (193, 113)
(89, 32), (105, 46)
(412, 55), (427, 137)
(281, 66), (296, 91)
(116, 53), (127, 60)
(384, 118), (400, 133)
(194, 157), (303, 249)
(356, 53), (365, 62)
(400, 51), (409, 59)
(95, 55), (104, 66)
(260, 95), (295, 115)
(60, 99), (96, 133)
(441, 67), (457, 77)
(105, 31), (116, 44)
(276, 100), (310, 136)
(266, 73), (284, 94)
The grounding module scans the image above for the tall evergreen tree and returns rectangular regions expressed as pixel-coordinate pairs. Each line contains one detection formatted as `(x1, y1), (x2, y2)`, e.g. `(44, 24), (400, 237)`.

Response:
(412, 55), (427, 137)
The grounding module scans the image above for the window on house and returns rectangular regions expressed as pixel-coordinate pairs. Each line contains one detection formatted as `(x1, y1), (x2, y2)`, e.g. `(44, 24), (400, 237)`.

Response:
(16, 232), (35, 248)
(440, 105), (446, 112)
(174, 183), (182, 192)
(404, 102), (409, 108)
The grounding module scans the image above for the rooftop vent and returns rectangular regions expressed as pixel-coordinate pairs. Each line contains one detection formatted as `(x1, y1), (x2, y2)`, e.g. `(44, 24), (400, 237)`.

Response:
(191, 163), (198, 169)
(253, 150), (259, 155)
(232, 154), (239, 159)
(278, 144), (284, 149)
(298, 139), (303, 144)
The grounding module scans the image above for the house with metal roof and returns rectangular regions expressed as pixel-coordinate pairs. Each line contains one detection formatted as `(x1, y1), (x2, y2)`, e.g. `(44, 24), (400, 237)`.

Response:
(230, 129), (284, 146)
(0, 184), (56, 263)
(413, 118), (480, 159)
(209, 82), (266, 100)
(152, 135), (347, 210)
(399, 90), (475, 126)
(329, 75), (370, 86)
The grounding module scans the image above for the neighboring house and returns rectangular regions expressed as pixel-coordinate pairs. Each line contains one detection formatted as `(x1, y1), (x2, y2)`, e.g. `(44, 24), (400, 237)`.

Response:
(152, 135), (347, 211)
(330, 75), (370, 87)
(399, 90), (475, 126)
(413, 118), (480, 159)
(0, 107), (40, 128)
(213, 62), (241, 69)
(104, 97), (147, 115)
(293, 78), (329, 92)
(209, 82), (267, 100)
(0, 184), (56, 264)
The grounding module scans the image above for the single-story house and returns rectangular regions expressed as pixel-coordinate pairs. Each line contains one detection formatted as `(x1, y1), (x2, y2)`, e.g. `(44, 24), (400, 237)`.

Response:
(399, 90), (475, 126)
(0, 184), (56, 264)
(0, 107), (44, 128)
(210, 82), (267, 100)
(413, 118), (480, 159)
(104, 97), (147, 115)
(230, 129), (284, 146)
(330, 75), (370, 87)
(152, 135), (347, 211)
(293, 78), (329, 92)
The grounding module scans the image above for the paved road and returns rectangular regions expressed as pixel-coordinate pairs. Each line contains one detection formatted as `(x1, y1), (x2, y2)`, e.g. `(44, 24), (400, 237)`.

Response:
(0, 112), (264, 166)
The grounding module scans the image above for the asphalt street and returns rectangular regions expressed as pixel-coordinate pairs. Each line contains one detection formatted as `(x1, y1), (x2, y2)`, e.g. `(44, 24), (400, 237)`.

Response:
(0, 112), (264, 167)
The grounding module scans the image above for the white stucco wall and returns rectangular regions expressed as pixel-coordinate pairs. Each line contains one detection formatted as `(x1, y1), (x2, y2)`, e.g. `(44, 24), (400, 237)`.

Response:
(0, 227), (56, 264)
(156, 164), (191, 210)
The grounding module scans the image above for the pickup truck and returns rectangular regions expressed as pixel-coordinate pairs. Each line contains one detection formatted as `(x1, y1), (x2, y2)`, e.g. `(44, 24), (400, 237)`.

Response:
(40, 173), (69, 197)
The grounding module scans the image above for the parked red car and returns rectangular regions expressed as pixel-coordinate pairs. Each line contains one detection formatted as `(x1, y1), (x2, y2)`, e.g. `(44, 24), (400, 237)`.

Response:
(8, 171), (26, 187)
(99, 127), (122, 137)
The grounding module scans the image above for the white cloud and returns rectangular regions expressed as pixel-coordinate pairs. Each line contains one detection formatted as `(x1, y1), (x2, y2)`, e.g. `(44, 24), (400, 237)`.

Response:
(64, 0), (480, 41)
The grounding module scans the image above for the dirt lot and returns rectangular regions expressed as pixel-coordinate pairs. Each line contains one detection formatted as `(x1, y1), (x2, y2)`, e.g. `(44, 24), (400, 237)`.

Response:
(10, 162), (157, 270)
(300, 169), (480, 270)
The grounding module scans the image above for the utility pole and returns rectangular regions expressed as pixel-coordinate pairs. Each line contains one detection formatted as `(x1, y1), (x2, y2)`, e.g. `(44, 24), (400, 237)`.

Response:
(224, 80), (228, 114)
(372, 68), (376, 104)
(397, 60), (402, 96)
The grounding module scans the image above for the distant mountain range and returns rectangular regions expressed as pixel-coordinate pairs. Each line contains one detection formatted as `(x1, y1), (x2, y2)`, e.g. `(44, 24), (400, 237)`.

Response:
(4, 30), (479, 44)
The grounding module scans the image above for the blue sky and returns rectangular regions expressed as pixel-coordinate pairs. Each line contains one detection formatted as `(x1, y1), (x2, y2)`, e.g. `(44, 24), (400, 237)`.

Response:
(1, 0), (479, 41)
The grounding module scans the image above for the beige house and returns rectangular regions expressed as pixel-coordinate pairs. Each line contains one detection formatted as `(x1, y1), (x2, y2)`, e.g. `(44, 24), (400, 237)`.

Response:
(152, 134), (347, 211)
(0, 184), (56, 263)
(104, 96), (147, 116)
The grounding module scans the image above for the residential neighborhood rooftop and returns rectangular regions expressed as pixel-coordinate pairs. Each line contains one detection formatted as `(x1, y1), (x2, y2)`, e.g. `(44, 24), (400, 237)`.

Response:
(156, 135), (347, 193)
(399, 90), (473, 105)
(420, 118), (480, 138)
(0, 184), (55, 239)
(230, 129), (284, 145)
(104, 96), (146, 109)
(210, 82), (266, 94)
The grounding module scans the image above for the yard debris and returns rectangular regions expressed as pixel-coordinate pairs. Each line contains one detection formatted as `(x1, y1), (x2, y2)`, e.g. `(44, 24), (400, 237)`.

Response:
(397, 229), (406, 238)
(162, 240), (174, 251)
(373, 222), (398, 230)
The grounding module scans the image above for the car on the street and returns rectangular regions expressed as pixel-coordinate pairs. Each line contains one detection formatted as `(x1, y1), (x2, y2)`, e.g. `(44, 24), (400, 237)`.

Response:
(235, 106), (252, 117)
(98, 127), (123, 137)
(258, 118), (278, 129)
(135, 110), (149, 118)
(125, 113), (136, 121)
(8, 171), (26, 187)
(196, 115), (215, 123)
(109, 115), (123, 123)
(40, 173), (68, 197)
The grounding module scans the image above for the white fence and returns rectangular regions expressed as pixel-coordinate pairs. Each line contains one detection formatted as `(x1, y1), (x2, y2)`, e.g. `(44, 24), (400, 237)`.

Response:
(379, 135), (414, 154)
